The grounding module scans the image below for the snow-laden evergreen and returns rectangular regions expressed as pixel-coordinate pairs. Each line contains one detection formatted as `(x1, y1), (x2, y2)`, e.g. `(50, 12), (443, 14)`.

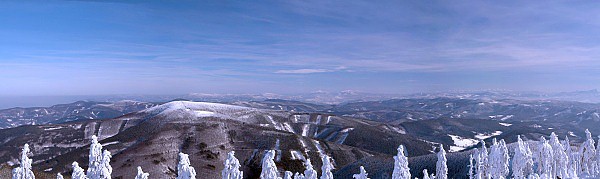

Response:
(303, 159), (318, 179)
(549, 132), (568, 178)
(284, 171), (293, 179)
(470, 130), (600, 179)
(489, 139), (509, 178)
(596, 135), (600, 176)
(392, 145), (410, 179)
(72, 162), (87, 179)
(580, 129), (596, 175)
(260, 150), (280, 179)
(87, 136), (103, 179)
(537, 136), (554, 178)
(12, 144), (35, 179)
(474, 149), (484, 179)
(320, 155), (334, 179)
(293, 172), (305, 179)
(512, 135), (533, 179)
(177, 152), (197, 179)
(222, 151), (243, 179)
(564, 136), (579, 178)
(422, 169), (430, 179)
(134, 166), (149, 179)
(84, 135), (112, 179)
(475, 140), (489, 179)
(352, 166), (369, 179)
(468, 154), (474, 179)
(99, 150), (112, 179)
(436, 145), (448, 179)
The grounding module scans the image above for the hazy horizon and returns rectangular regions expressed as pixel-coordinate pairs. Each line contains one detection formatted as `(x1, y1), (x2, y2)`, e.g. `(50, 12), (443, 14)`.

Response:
(3, 1), (600, 96)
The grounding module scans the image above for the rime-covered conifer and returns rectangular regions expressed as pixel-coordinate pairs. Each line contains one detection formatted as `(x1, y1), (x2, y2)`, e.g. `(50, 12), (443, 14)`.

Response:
(436, 145), (448, 179)
(135, 166), (149, 179)
(177, 153), (197, 179)
(260, 150), (280, 179)
(12, 144), (35, 179)
(222, 151), (243, 179)
(352, 166), (369, 179)
(392, 145), (410, 179)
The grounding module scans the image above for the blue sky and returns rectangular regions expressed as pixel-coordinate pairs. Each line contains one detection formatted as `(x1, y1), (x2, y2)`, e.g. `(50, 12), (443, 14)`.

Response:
(2, 0), (600, 96)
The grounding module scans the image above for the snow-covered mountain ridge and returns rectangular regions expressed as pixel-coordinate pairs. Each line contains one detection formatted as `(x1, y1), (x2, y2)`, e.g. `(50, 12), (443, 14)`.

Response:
(0, 100), (432, 178)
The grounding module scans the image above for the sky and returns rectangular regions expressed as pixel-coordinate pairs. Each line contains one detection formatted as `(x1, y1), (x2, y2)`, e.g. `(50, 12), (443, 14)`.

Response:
(2, 0), (600, 96)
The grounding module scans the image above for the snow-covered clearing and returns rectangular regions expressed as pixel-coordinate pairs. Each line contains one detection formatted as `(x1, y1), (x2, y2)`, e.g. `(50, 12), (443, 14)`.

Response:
(448, 134), (479, 152)
(475, 131), (503, 140)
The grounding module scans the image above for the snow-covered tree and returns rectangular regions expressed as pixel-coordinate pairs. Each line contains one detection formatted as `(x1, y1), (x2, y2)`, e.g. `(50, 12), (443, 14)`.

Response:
(564, 136), (579, 178)
(527, 173), (540, 179)
(260, 150), (280, 179)
(352, 166), (369, 179)
(422, 169), (430, 179)
(57, 173), (63, 179)
(473, 149), (484, 179)
(320, 155), (334, 179)
(99, 150), (112, 179)
(87, 135), (103, 179)
(392, 145), (410, 179)
(177, 152), (197, 179)
(468, 154), (474, 179)
(135, 166), (149, 179)
(488, 139), (509, 178)
(293, 172), (305, 179)
(478, 140), (489, 178)
(595, 135), (600, 176)
(303, 159), (317, 179)
(284, 171), (293, 179)
(580, 129), (596, 174)
(72, 162), (87, 179)
(537, 136), (554, 177)
(513, 135), (533, 179)
(549, 132), (568, 178)
(12, 143), (35, 179)
(222, 151), (243, 179)
(436, 145), (448, 179)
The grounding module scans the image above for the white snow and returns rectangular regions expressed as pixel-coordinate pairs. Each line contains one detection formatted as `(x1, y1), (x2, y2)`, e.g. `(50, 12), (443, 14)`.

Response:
(194, 110), (215, 117)
(499, 123), (512, 127)
(283, 123), (295, 133)
(44, 126), (64, 131)
(313, 140), (325, 156)
(340, 128), (354, 133)
(302, 124), (310, 137)
(142, 101), (251, 119)
(448, 135), (479, 152)
(290, 150), (306, 161)
(101, 141), (119, 147)
(475, 131), (503, 140)
(499, 115), (514, 121)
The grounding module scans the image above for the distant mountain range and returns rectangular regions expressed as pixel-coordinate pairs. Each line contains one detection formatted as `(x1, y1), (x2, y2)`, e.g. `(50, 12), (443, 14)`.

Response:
(0, 100), (155, 129)
(3, 93), (600, 178)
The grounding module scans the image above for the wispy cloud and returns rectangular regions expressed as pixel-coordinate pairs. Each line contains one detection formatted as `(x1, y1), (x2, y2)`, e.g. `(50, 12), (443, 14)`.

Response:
(275, 68), (332, 74)
(3, 0), (600, 95)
